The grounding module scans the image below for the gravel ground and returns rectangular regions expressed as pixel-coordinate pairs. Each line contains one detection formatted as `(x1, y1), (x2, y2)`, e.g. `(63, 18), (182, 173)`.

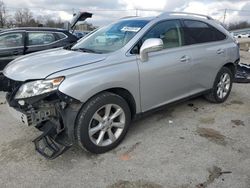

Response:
(0, 82), (249, 188)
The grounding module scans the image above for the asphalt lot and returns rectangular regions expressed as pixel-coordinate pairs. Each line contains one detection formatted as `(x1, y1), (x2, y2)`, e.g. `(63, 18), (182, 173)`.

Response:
(0, 82), (249, 188)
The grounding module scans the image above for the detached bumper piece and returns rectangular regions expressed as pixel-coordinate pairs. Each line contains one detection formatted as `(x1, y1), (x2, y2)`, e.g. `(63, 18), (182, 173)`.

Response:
(235, 63), (250, 83)
(33, 122), (72, 159)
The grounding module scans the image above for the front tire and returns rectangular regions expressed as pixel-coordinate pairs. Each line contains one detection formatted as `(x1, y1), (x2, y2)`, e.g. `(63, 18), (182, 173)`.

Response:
(76, 92), (131, 154)
(205, 67), (233, 103)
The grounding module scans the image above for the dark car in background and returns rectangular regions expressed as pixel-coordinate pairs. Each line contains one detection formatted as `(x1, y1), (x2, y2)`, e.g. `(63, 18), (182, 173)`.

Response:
(0, 12), (93, 72)
(0, 28), (78, 71)
(73, 31), (90, 39)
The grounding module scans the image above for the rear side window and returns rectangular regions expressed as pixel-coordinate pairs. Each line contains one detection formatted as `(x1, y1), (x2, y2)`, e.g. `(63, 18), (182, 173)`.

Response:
(213, 27), (227, 41)
(183, 20), (226, 45)
(28, 32), (56, 46)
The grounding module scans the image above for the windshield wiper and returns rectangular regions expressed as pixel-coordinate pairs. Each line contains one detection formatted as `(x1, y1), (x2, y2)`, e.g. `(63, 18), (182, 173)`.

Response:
(71, 48), (102, 54)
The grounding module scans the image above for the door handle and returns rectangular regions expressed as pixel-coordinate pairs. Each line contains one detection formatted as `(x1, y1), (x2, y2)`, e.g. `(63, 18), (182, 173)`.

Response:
(217, 49), (225, 54)
(180, 55), (190, 63)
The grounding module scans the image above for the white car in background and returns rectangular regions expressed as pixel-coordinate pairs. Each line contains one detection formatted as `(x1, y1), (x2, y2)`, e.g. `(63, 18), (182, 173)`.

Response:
(235, 33), (250, 38)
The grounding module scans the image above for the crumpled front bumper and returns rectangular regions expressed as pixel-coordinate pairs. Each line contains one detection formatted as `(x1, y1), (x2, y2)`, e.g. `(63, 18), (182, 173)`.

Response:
(0, 74), (82, 159)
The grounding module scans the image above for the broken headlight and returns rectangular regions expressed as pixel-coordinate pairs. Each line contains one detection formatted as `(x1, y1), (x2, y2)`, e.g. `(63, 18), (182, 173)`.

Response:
(15, 77), (64, 99)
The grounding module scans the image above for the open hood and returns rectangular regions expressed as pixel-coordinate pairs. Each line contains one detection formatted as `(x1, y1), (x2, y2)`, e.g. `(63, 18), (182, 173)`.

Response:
(70, 12), (93, 29)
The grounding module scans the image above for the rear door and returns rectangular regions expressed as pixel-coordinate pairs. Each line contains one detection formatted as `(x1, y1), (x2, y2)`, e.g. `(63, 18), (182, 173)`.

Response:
(182, 20), (227, 91)
(0, 32), (25, 71)
(25, 31), (67, 54)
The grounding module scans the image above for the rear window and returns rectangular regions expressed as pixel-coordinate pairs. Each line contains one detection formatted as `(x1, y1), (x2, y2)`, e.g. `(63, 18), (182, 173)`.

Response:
(28, 32), (56, 46)
(183, 20), (226, 45)
(57, 32), (67, 40)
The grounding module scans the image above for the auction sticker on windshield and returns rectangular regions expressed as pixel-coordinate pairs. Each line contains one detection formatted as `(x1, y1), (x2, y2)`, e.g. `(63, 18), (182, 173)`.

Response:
(121, 26), (141, 32)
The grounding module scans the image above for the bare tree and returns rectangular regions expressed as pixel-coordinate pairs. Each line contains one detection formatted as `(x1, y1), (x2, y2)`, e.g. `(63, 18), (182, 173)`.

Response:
(41, 15), (64, 28)
(22, 8), (33, 25)
(0, 0), (8, 28)
(14, 8), (34, 27)
(228, 21), (250, 31)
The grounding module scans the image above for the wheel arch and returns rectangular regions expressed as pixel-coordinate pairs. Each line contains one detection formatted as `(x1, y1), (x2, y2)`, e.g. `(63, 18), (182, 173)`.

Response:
(223, 62), (236, 76)
(79, 87), (138, 119)
(105, 88), (137, 119)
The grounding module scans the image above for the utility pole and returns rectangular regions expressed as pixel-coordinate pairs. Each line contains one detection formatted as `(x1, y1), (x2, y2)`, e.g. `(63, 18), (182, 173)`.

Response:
(223, 9), (227, 24)
(135, 8), (138, 16)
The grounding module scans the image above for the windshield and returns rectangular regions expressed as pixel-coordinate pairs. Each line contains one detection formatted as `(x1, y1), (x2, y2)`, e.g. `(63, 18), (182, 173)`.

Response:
(71, 19), (149, 54)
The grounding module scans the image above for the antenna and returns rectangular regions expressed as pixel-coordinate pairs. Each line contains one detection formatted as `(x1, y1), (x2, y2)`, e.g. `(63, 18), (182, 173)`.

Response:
(223, 9), (227, 24)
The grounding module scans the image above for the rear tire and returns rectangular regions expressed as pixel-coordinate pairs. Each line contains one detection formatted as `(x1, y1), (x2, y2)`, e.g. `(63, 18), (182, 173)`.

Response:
(75, 92), (131, 154)
(205, 67), (233, 103)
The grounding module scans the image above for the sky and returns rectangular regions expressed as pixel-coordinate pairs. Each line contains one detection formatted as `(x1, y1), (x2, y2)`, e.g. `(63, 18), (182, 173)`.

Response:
(4, 0), (250, 26)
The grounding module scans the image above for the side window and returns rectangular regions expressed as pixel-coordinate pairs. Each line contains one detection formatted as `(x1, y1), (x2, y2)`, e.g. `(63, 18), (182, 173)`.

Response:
(213, 27), (227, 41)
(0, 33), (23, 48)
(132, 20), (183, 54)
(183, 20), (226, 45)
(28, 32), (56, 46)
(56, 32), (67, 40)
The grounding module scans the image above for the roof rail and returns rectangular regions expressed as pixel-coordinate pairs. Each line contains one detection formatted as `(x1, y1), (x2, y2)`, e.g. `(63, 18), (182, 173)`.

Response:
(158, 12), (214, 20)
(120, 16), (139, 20)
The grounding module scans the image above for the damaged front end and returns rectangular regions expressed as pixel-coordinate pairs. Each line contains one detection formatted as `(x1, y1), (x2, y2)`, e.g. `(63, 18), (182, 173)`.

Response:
(0, 74), (82, 159)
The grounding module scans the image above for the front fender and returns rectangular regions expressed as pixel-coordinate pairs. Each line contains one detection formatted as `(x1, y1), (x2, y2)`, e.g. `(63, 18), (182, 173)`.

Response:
(57, 61), (141, 113)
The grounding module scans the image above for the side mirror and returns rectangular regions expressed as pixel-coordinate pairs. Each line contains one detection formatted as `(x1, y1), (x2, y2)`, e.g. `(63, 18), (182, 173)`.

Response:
(140, 38), (163, 62)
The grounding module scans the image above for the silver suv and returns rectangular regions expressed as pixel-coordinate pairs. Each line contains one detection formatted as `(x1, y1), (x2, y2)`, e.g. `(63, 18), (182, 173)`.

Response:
(0, 12), (240, 159)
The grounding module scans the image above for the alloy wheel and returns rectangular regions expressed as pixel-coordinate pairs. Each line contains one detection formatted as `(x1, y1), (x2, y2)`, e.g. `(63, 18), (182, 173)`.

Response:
(88, 104), (126, 147)
(217, 73), (231, 99)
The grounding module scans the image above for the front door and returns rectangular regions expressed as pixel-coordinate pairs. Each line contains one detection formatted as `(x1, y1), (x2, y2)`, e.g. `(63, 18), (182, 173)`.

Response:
(136, 20), (193, 111)
(0, 32), (25, 71)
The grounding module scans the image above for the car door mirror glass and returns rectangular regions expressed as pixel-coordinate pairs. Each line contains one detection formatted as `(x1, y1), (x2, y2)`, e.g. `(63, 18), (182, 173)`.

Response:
(140, 38), (163, 62)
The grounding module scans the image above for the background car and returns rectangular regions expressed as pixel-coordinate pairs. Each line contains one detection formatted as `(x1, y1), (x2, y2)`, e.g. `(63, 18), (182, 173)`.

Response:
(0, 28), (78, 72)
(0, 12), (93, 72)
(235, 33), (250, 38)
(73, 31), (90, 39)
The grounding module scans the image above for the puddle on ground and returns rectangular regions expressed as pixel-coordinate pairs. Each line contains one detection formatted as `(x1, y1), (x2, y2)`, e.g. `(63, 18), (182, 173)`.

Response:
(119, 142), (141, 161)
(231, 120), (245, 126)
(196, 166), (232, 188)
(107, 180), (163, 188)
(199, 117), (215, 124)
(230, 100), (244, 105)
(197, 128), (226, 145)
